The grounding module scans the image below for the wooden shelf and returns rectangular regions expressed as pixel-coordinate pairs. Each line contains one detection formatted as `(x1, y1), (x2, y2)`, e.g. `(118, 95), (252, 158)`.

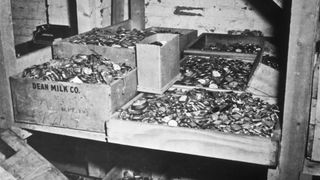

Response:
(107, 119), (279, 166)
(15, 119), (278, 166)
(14, 123), (106, 142)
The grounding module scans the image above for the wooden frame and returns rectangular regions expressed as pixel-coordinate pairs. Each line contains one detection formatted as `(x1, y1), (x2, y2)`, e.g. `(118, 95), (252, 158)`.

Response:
(275, 0), (320, 179)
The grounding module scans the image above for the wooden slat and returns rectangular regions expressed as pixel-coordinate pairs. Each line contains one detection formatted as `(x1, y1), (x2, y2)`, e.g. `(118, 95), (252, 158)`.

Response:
(10, 126), (32, 140)
(0, 0), (16, 128)
(0, 166), (17, 180)
(107, 118), (278, 166)
(129, 0), (145, 30)
(278, 0), (320, 179)
(14, 123), (106, 142)
(0, 130), (68, 180)
(112, 0), (125, 24)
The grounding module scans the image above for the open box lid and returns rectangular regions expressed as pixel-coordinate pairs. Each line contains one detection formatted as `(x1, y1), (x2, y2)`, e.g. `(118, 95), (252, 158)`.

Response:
(0, 128), (68, 180)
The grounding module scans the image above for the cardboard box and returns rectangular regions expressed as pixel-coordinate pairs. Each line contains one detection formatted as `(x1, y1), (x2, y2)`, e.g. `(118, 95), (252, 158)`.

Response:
(184, 33), (265, 61)
(145, 27), (198, 52)
(136, 34), (180, 94)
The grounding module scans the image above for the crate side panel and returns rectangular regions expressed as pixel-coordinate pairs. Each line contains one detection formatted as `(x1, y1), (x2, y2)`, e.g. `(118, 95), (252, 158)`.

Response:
(15, 47), (52, 75)
(247, 63), (279, 97)
(160, 35), (180, 87)
(110, 69), (138, 113)
(10, 77), (109, 132)
(136, 44), (161, 90)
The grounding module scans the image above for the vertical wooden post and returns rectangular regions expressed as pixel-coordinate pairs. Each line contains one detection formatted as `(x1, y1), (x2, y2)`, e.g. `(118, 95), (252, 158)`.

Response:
(129, 0), (145, 30)
(112, 0), (125, 24)
(0, 0), (16, 128)
(277, 0), (320, 179)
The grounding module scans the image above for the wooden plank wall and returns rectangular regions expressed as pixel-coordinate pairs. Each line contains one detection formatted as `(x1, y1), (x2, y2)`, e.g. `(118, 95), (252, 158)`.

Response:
(76, 0), (112, 33)
(10, 0), (275, 43)
(11, 0), (71, 45)
(47, 0), (70, 26)
(144, 0), (277, 36)
(11, 0), (47, 45)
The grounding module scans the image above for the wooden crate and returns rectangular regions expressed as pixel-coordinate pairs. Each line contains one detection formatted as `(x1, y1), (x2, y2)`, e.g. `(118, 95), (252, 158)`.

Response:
(184, 33), (265, 61)
(246, 54), (280, 97)
(0, 130), (67, 180)
(10, 67), (137, 133)
(52, 20), (137, 67)
(145, 27), (198, 52)
(136, 34), (180, 94)
(106, 86), (280, 166)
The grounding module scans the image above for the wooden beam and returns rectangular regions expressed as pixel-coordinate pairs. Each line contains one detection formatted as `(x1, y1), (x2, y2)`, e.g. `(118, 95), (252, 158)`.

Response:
(14, 123), (106, 142)
(112, 0), (125, 25)
(0, 0), (16, 128)
(129, 0), (145, 30)
(278, 0), (320, 179)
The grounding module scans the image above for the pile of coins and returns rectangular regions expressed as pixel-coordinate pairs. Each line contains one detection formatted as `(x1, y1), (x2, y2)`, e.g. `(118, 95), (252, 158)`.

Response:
(228, 29), (264, 37)
(202, 42), (262, 54)
(119, 88), (279, 138)
(261, 55), (279, 70)
(22, 54), (133, 84)
(175, 55), (253, 91)
(147, 29), (182, 36)
(68, 27), (150, 48)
